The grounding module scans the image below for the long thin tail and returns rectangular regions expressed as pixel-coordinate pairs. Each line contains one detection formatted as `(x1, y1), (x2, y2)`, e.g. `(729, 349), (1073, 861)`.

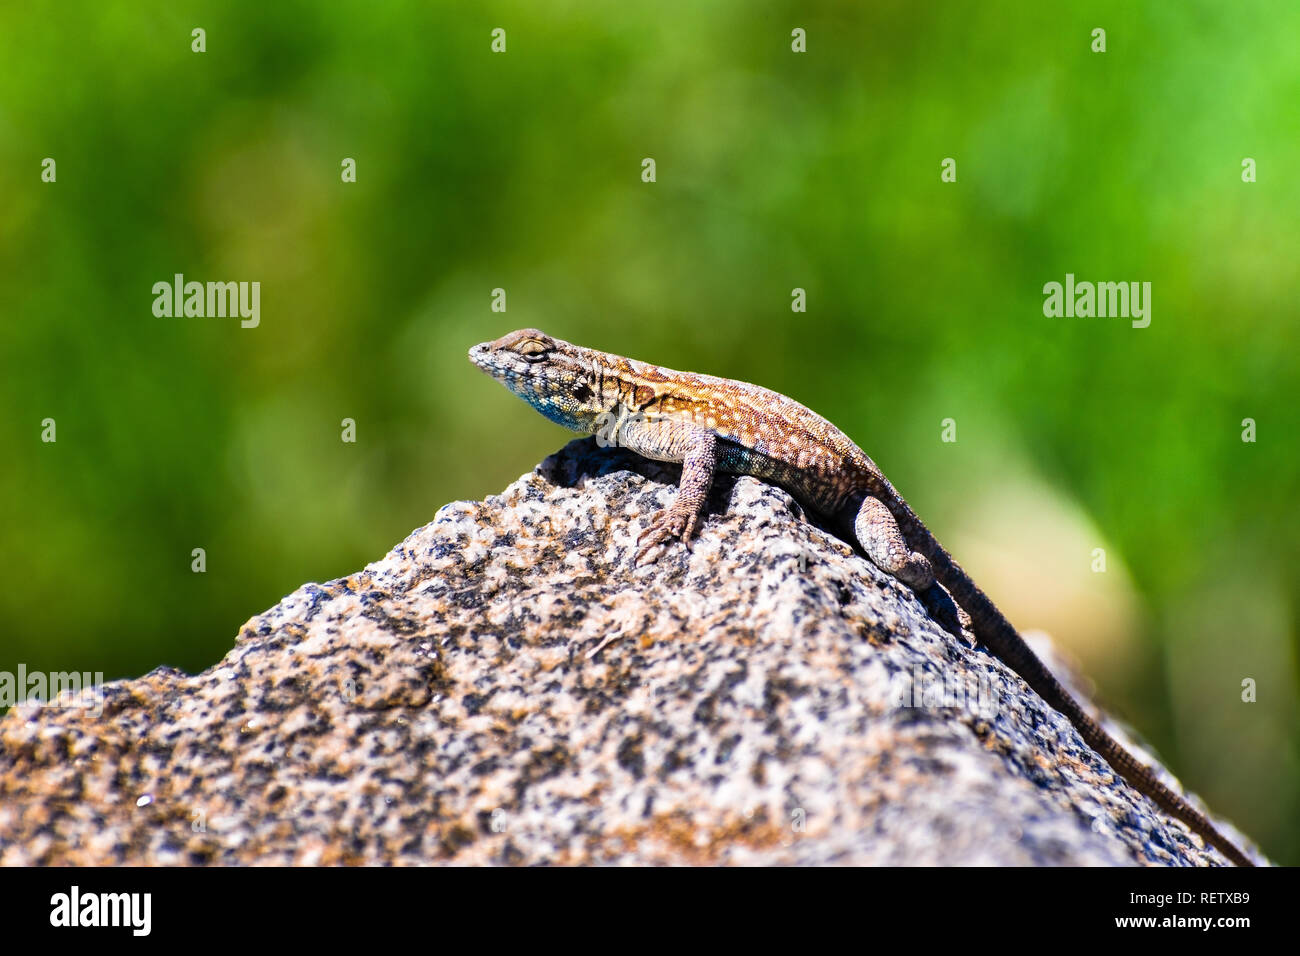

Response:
(914, 529), (1253, 866)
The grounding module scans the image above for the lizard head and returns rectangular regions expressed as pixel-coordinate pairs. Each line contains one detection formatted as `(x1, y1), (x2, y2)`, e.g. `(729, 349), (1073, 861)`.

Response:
(469, 328), (609, 433)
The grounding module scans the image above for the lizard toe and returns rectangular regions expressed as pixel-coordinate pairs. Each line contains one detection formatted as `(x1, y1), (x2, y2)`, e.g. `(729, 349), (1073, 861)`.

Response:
(634, 506), (699, 562)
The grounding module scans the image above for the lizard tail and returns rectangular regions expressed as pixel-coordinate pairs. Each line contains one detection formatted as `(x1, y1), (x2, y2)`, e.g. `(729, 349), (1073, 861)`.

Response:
(917, 536), (1255, 867)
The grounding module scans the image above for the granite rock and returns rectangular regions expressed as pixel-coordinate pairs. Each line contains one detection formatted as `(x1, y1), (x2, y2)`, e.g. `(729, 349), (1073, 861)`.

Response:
(0, 438), (1257, 865)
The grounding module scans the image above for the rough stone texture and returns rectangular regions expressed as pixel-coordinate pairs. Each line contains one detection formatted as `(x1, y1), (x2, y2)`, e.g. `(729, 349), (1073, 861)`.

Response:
(0, 439), (1260, 865)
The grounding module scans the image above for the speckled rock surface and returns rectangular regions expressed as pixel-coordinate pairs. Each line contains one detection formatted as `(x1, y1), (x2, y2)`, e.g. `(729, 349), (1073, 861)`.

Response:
(0, 438), (1258, 865)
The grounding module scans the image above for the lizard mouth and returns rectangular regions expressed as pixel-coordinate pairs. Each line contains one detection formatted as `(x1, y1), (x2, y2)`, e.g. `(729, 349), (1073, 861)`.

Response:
(468, 342), (522, 381)
(468, 342), (496, 370)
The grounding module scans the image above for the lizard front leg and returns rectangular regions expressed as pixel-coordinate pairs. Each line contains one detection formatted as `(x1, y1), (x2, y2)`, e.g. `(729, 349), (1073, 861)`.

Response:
(615, 417), (717, 563)
(854, 494), (934, 590)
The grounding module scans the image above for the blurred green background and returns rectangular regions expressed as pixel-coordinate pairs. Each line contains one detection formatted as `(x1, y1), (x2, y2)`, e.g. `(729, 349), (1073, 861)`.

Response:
(1, 1), (1296, 861)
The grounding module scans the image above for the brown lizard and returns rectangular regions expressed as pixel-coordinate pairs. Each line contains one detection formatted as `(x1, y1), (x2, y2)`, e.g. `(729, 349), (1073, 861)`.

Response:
(468, 327), (1255, 867)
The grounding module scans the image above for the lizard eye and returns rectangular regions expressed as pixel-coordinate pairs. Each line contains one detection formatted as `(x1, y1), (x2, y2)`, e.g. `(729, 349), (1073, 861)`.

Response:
(518, 340), (550, 363)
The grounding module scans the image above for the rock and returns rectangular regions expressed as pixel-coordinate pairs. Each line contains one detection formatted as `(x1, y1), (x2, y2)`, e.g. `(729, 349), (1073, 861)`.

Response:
(0, 438), (1257, 865)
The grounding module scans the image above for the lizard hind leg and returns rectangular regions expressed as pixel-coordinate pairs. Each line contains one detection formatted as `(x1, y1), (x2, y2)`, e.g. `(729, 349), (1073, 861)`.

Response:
(853, 495), (935, 590)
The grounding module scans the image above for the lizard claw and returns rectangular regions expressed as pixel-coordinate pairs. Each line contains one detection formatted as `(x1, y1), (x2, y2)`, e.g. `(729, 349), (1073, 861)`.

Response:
(634, 506), (700, 564)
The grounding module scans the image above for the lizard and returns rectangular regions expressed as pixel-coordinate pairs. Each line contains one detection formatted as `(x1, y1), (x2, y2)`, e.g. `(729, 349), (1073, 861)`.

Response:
(468, 327), (1255, 867)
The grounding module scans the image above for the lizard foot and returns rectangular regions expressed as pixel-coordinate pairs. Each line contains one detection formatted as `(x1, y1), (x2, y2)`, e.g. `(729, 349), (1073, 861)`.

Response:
(634, 506), (700, 564)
